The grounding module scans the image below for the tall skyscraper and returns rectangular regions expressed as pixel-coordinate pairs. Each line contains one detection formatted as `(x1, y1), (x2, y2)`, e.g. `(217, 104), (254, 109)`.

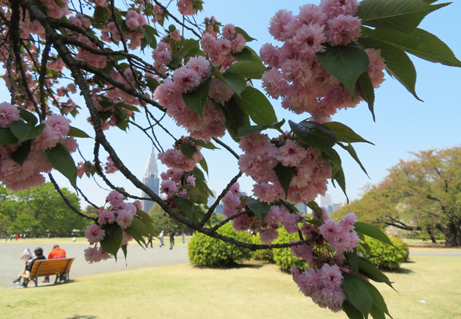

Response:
(141, 146), (160, 213)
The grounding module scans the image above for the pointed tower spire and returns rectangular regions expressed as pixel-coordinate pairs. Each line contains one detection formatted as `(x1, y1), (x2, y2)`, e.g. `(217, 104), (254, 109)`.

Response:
(142, 145), (160, 213)
(144, 145), (158, 179)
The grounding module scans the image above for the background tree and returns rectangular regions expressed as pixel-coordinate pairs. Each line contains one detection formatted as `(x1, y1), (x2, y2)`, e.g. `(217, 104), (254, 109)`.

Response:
(2, 183), (87, 236)
(335, 147), (461, 246)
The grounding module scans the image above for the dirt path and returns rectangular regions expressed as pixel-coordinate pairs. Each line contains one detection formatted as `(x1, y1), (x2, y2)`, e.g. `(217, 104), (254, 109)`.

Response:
(0, 242), (189, 289)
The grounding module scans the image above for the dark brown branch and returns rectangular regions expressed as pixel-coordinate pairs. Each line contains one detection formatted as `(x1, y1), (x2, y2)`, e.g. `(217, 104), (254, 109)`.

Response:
(212, 138), (240, 160)
(48, 173), (96, 221)
(198, 171), (243, 228)
(153, 0), (202, 39)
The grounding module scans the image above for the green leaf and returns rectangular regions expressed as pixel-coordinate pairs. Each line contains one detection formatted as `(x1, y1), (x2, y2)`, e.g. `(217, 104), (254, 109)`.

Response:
(117, 102), (140, 112)
(114, 106), (128, 131)
(370, 304), (386, 319)
(0, 128), (19, 145)
(136, 210), (157, 237)
(238, 119), (285, 137)
(322, 147), (342, 180)
(354, 222), (394, 246)
(180, 143), (198, 159)
(222, 72), (246, 97)
(346, 250), (359, 273)
(121, 244), (128, 261)
(323, 122), (373, 145)
(246, 198), (271, 222)
(234, 87), (277, 126)
(357, 0), (450, 34)
(274, 164), (296, 199)
(231, 47), (254, 62)
(226, 60), (267, 79)
(45, 143), (78, 189)
(168, 53), (185, 69)
(306, 219), (322, 226)
(362, 280), (392, 318)
(362, 27), (461, 67)
(333, 167), (348, 202)
(100, 224), (123, 259)
(342, 273), (373, 318)
(12, 141), (31, 166)
(18, 108), (38, 126)
(338, 143), (370, 177)
(128, 216), (149, 237)
(67, 126), (91, 138)
(289, 120), (337, 152)
(9, 121), (32, 142)
(357, 72), (376, 121)
(235, 27), (256, 42)
(306, 200), (322, 216)
(343, 300), (364, 319)
(126, 223), (147, 248)
(358, 257), (394, 289)
(182, 77), (212, 117)
(316, 43), (369, 100)
(173, 196), (195, 218)
(358, 36), (420, 101)
(199, 158), (208, 175)
(189, 137), (219, 150)
(221, 96), (251, 142)
(94, 6), (108, 22)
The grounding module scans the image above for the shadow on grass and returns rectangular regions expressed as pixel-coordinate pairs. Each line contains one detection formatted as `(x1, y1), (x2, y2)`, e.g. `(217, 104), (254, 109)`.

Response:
(66, 316), (98, 319)
(25, 279), (76, 289)
(191, 261), (265, 270)
(385, 267), (414, 274)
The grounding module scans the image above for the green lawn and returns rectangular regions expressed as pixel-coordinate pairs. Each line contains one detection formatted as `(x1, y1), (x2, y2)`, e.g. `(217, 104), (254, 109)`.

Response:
(1, 256), (460, 319)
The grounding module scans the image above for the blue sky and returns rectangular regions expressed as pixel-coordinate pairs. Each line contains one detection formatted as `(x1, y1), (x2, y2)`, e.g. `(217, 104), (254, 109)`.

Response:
(4, 0), (461, 209)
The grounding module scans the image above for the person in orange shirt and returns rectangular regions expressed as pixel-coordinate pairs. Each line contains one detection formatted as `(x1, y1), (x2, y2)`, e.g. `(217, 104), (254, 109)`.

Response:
(43, 244), (66, 283)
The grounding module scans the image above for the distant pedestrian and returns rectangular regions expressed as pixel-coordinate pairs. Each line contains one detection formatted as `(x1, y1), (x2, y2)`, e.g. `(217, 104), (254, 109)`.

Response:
(15, 234), (18, 240)
(159, 230), (164, 248)
(146, 235), (153, 248)
(169, 229), (175, 250)
(181, 233), (185, 245)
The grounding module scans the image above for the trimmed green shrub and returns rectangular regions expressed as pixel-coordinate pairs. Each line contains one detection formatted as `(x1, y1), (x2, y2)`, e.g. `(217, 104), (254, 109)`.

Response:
(273, 228), (308, 272)
(188, 224), (253, 267)
(252, 234), (274, 262)
(359, 236), (410, 270)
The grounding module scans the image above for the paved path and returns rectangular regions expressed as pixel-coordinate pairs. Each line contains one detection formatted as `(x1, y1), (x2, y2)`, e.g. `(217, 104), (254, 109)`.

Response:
(410, 251), (461, 257)
(0, 242), (189, 289)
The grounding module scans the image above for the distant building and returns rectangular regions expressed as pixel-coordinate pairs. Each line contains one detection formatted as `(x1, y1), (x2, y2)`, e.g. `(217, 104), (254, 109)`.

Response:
(141, 146), (160, 213)
(316, 192), (333, 213)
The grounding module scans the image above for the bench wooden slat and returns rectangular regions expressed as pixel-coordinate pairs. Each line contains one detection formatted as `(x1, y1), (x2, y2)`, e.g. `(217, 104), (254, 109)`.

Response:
(22, 258), (75, 288)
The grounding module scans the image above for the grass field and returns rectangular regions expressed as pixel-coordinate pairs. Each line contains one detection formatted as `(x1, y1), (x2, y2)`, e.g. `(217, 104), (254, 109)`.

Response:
(1, 255), (460, 319)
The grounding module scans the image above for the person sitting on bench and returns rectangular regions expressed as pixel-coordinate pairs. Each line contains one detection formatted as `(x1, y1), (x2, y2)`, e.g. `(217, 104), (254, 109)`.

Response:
(11, 247), (46, 288)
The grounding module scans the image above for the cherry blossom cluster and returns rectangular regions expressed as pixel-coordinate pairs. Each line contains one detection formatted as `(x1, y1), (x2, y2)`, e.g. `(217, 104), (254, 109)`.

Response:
(158, 137), (203, 171)
(222, 183), (304, 236)
(288, 210), (360, 311)
(292, 263), (345, 312)
(0, 102), (77, 191)
(200, 24), (246, 68)
(154, 57), (227, 140)
(160, 168), (197, 209)
(260, 0), (385, 122)
(84, 190), (142, 263)
(177, 0), (200, 16)
(239, 133), (332, 204)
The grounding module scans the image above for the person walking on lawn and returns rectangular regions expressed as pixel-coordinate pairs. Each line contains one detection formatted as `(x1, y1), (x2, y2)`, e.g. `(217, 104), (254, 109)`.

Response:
(159, 230), (164, 248)
(169, 229), (175, 250)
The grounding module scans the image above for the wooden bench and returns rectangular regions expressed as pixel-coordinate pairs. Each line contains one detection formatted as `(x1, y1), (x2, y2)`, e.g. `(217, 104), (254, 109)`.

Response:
(21, 258), (75, 288)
